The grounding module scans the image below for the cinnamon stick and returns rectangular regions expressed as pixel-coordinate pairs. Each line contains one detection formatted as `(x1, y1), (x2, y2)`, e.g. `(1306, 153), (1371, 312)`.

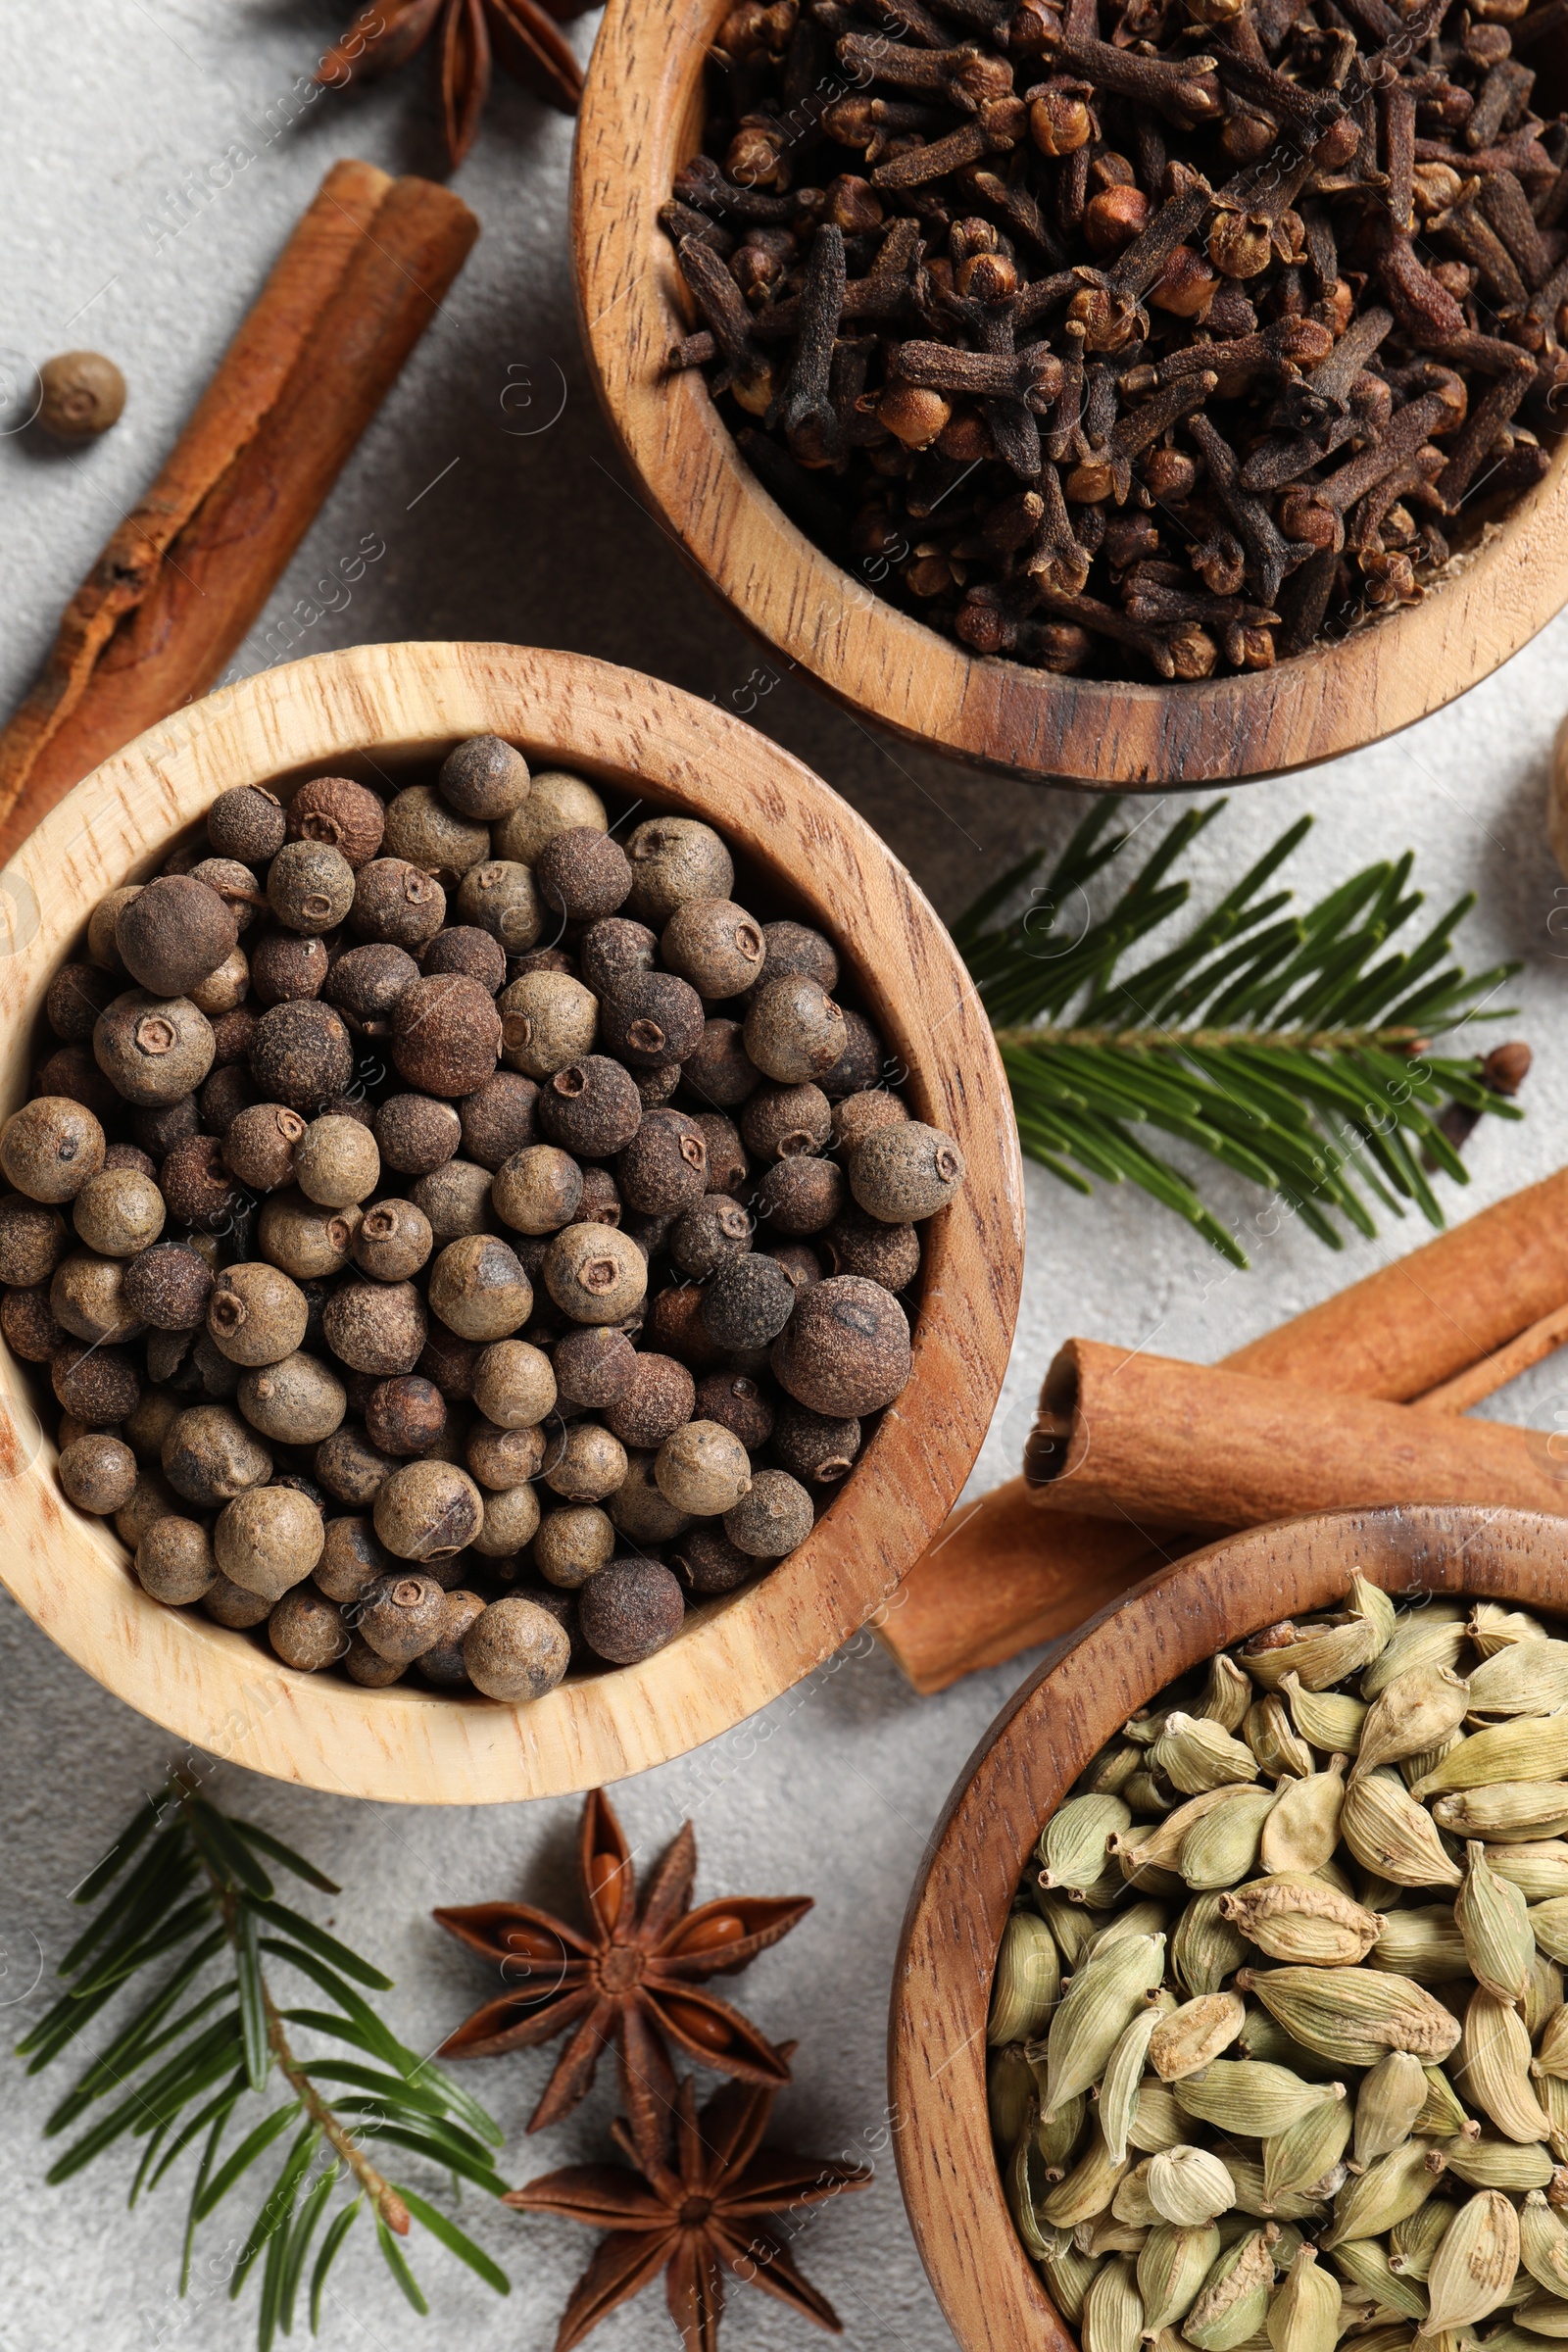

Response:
(0, 161), (477, 860)
(883, 1163), (1568, 1690)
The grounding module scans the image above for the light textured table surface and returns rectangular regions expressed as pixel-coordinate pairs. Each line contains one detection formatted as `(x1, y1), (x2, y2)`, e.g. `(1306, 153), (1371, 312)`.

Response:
(3, 8), (1568, 2349)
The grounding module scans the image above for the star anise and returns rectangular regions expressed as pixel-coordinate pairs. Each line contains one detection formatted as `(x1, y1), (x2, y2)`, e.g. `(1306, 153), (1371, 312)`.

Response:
(318, 0), (586, 168)
(507, 2062), (873, 2351)
(433, 1788), (811, 2148)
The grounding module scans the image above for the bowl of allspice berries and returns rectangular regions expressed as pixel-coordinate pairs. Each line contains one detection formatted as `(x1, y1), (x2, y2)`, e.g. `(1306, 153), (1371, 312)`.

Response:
(0, 640), (1018, 1803)
(891, 1505), (1568, 2352)
(575, 0), (1568, 784)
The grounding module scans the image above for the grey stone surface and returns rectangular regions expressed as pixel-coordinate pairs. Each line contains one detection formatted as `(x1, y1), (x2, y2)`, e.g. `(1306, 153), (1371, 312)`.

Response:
(3, 5), (1568, 2348)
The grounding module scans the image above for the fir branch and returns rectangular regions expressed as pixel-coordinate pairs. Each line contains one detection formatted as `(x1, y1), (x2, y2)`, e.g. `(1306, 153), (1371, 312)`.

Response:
(962, 799), (1523, 1270)
(17, 1775), (511, 2345)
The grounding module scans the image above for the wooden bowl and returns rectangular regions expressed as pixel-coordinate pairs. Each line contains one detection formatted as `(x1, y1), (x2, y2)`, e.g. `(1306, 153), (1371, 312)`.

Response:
(0, 641), (1021, 1805)
(889, 1502), (1568, 2351)
(572, 2), (1568, 789)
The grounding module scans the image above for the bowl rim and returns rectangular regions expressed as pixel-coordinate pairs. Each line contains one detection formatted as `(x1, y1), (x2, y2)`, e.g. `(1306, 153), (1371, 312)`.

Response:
(0, 639), (1022, 1805)
(572, 0), (1568, 789)
(887, 1501), (1568, 2352)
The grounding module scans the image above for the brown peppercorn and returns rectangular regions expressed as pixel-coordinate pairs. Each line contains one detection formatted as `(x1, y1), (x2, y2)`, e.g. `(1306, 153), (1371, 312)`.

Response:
(535, 1504), (614, 1588)
(542, 1222), (648, 1326)
(315, 1421), (396, 1507)
(682, 1020), (761, 1110)
(323, 1278), (426, 1376)
(470, 1337), (557, 1430)
(223, 1102), (306, 1193)
(375, 1093), (462, 1178)
(38, 349), (125, 438)
(208, 1262), (309, 1367)
(759, 919), (839, 996)
(71, 1167), (164, 1260)
(695, 1370), (774, 1450)
(208, 786), (287, 866)
(654, 1419), (752, 1517)
(743, 974), (847, 1085)
(293, 1114), (380, 1209)
(553, 1325), (636, 1408)
(287, 775), (386, 867)
(439, 735), (532, 821)
(416, 1589), (488, 1687)
(456, 860), (543, 956)
(351, 1197), (433, 1283)
(601, 972), (705, 1069)
(138, 1516), (220, 1606)
(670, 1524), (755, 1594)
(643, 1284), (723, 1372)
(314, 1514), (389, 1604)
(692, 1112), (749, 1198)
(475, 1481), (542, 1556)
(669, 1195), (752, 1280)
(123, 1242), (213, 1333)
(725, 1466), (813, 1557)
(1, 1282), (64, 1361)
(0, 1096), (106, 1202)
(384, 785), (490, 878)
(350, 858), (447, 951)
(545, 1420), (628, 1502)
(427, 1234), (533, 1342)
(771, 1274), (909, 1416)
(51, 1251), (142, 1345)
(536, 1057), (642, 1161)
(158, 1134), (238, 1233)
(818, 1008), (887, 1100)
(413, 1158), (493, 1243)
(423, 925), (508, 992)
(34, 1044), (119, 1126)
(163, 1402), (270, 1505)
(498, 970), (598, 1080)
(258, 1190), (358, 1280)
(457, 1073), (539, 1173)
(848, 1120), (965, 1221)
(463, 1593), (570, 1700)
(215, 1484), (324, 1599)
(198, 1062), (257, 1134)
(580, 917), (658, 1000)
(58, 1430), (138, 1515)
(770, 1398), (860, 1486)
(624, 818), (734, 927)
(0, 1195), (68, 1287)
(831, 1089), (907, 1151)
(356, 1569), (449, 1661)
(741, 1082), (832, 1162)
(533, 828), (631, 926)
(823, 1205), (919, 1291)
(237, 1351), (346, 1446)
(46, 962), (119, 1044)
(702, 1251), (797, 1349)
(115, 875), (238, 997)
(615, 1108), (707, 1216)
(467, 1416), (548, 1490)
(496, 769), (607, 864)
(603, 1353), (695, 1449)
(392, 973), (502, 1099)
(249, 1000), (353, 1112)
(755, 1155), (844, 1238)
(269, 1586), (348, 1671)
(578, 1555), (685, 1665)
(365, 1375), (447, 1457)
(662, 900), (767, 1001)
(373, 1457), (484, 1560)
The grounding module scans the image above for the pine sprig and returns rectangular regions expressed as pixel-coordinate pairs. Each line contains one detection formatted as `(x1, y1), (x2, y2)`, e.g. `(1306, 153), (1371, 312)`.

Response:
(17, 1777), (512, 2346)
(958, 800), (1523, 1270)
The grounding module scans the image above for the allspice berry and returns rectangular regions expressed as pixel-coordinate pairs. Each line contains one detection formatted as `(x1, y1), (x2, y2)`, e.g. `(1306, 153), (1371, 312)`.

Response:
(124, 1385), (181, 1462)
(542, 1223), (647, 1326)
(662, 900), (767, 1000)
(249, 1001), (353, 1112)
(467, 1416), (547, 1489)
(258, 1190), (358, 1281)
(249, 929), (329, 1008)
(553, 1325), (636, 1409)
(325, 942), (418, 1022)
(342, 1630), (406, 1686)
(459, 1073), (539, 1170)
(427, 1234), (532, 1341)
(208, 786), (287, 866)
(600, 972), (704, 1069)
(58, 1430), (137, 1515)
(95, 994), (217, 1108)
(670, 1525), (754, 1594)
(824, 1205), (919, 1291)
(38, 349), (125, 438)
(160, 1135), (240, 1234)
(365, 1374), (447, 1457)
(51, 1252), (142, 1345)
(373, 1457), (484, 1560)
(351, 1197), (433, 1283)
(474, 1481), (541, 1556)
(392, 974), (502, 1098)
(115, 1467), (179, 1548)
(755, 1155), (844, 1237)
(819, 1008), (885, 1099)
(536, 1056), (641, 1159)
(123, 1241), (212, 1334)
(203, 1571), (275, 1629)
(267, 839), (356, 934)
(462, 1595), (570, 1701)
(605, 1352), (695, 1449)
(643, 1284), (723, 1372)
(498, 971), (599, 1080)
(456, 861), (542, 955)
(682, 1020), (760, 1109)
(294, 1114), (380, 1208)
(848, 1121), (965, 1221)
(438, 735), (531, 821)
(471, 1337), (557, 1429)
(608, 1449), (691, 1544)
(215, 1483), (323, 1599)
(3, 1283), (65, 1362)
(419, 1324), (480, 1400)
(314, 1515), (389, 1604)
(351, 859), (446, 951)
(771, 1399), (860, 1485)
(831, 1088), (906, 1151)
(654, 1419), (752, 1517)
(695, 1371), (774, 1450)
(702, 1251), (797, 1350)
(416, 1590), (487, 1688)
(323, 1278), (426, 1376)
(358, 1571), (448, 1662)
(545, 1420), (628, 1502)
(116, 876), (238, 998)
(413, 1159), (494, 1243)
(0, 1194), (68, 1286)
(224, 1102), (307, 1193)
(770, 1275), (910, 1416)
(536, 827), (633, 923)
(384, 785), (490, 878)
(375, 1093), (462, 1178)
(578, 1556), (685, 1665)
(269, 1587), (348, 1671)
(237, 1351), (346, 1446)
(54, 1341), (140, 1422)
(73, 1165), (165, 1257)
(189, 947), (250, 1019)
(743, 974), (848, 1085)
(424, 926), (507, 993)
(669, 1195), (752, 1279)
(616, 1108), (707, 1216)
(207, 1262), (309, 1367)
(742, 1082), (832, 1162)
(287, 775), (386, 867)
(315, 1422), (396, 1507)
(580, 917), (657, 1000)
(724, 1467), (813, 1557)
(137, 1516), (219, 1605)
(624, 817), (734, 926)
(45, 962), (119, 1044)
(535, 1504), (615, 1589)
(36, 1043), (119, 1125)
(759, 919), (839, 995)
(694, 1112), (749, 1198)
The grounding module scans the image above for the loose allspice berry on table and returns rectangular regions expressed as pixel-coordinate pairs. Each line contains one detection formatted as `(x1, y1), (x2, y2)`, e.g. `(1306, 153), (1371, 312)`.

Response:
(1, 735), (965, 1703)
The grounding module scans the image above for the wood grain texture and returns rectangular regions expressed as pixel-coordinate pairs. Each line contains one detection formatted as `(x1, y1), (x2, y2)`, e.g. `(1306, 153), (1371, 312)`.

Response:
(0, 641), (1022, 1804)
(571, 0), (1568, 790)
(889, 1506), (1568, 2352)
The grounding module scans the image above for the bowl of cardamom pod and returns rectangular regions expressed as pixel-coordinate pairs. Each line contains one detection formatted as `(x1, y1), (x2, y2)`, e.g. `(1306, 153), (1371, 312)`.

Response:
(891, 1502), (1568, 2351)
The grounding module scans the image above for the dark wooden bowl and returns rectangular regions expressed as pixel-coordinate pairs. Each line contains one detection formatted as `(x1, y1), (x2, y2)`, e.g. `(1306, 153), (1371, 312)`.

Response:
(888, 1504), (1568, 2350)
(572, 0), (1568, 791)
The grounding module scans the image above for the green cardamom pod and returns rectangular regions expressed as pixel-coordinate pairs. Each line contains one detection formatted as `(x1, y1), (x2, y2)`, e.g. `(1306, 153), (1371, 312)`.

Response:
(1532, 1960), (1566, 2043)
(1148, 1990), (1247, 2083)
(1150, 1712), (1260, 1796)
(1538, 2071), (1568, 2164)
(1532, 1901), (1568, 1967)
(1043, 2235), (1101, 2323)
(1082, 2252), (1144, 2352)
(1219, 1873), (1383, 1967)
(1360, 1605), (1468, 1701)
(1430, 1784), (1568, 1841)
(1081, 1741), (1144, 1795)
(1455, 1841), (1536, 2003)
(990, 1909), (1063, 2044)
(1399, 1732), (1464, 1792)
(1264, 2090), (1354, 2205)
(1139, 2222), (1220, 2332)
(1341, 1768), (1462, 1888)
(1266, 2244), (1342, 2352)
(1006, 2110), (1058, 2261)
(1042, 2122), (1132, 2228)
(1174, 2061), (1340, 2139)
(1470, 1603), (1549, 1657)
(1320, 2139), (1446, 2250)
(1172, 1889), (1251, 1997)
(1412, 2063), (1476, 2139)
(1369, 1906), (1472, 1984)
(1124, 1771), (1173, 1816)
(1077, 2212), (1149, 2258)
(1455, 1984), (1552, 2144)
(1354, 1666), (1471, 1782)
(1444, 2134), (1555, 2191)
(1034, 1886), (1099, 1969)
(1281, 1672), (1366, 1757)
(1336, 2329), (1417, 2352)
(1261, 1755), (1348, 1877)
(1328, 2234), (1430, 2326)
(1044, 1932), (1166, 2114)
(1111, 2157), (1162, 2230)
(1113, 1787), (1245, 1877)
(1085, 1855), (1150, 1908)
(1037, 2088), (1088, 2180)
(1535, 2007), (1568, 2082)
(1220, 2145), (1329, 2224)
(1101, 2006), (1165, 2168)
(1354, 2051), (1430, 2170)
(1183, 2226), (1282, 2351)
(1040, 1792), (1135, 1893)
(1411, 1718), (1568, 1803)
(1516, 2289), (1568, 2335)
(1243, 1578), (1394, 1695)
(1521, 2189), (1568, 2297)
(1129, 2076), (1185, 2155)
(1240, 1964), (1462, 2068)
(1390, 2196), (1454, 2280)
(1193, 1653), (1254, 1734)
(1147, 2143), (1236, 2227)
(988, 2041), (1034, 2149)
(1086, 1900), (1170, 1965)
(1248, 1695), (1316, 1781)
(1181, 1786), (1281, 1891)
(1483, 1842), (1568, 1901)
(1467, 1643), (1568, 1719)
(1421, 2187), (1521, 2335)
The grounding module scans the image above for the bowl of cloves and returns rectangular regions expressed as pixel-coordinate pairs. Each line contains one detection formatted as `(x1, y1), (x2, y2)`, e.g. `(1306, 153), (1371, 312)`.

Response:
(0, 639), (1020, 1804)
(890, 1503), (1568, 2352)
(574, 0), (1568, 786)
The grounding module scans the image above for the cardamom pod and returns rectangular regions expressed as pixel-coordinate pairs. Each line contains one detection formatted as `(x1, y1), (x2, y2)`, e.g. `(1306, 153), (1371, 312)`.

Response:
(1341, 1768), (1462, 1888)
(1102, 2007), (1166, 2167)
(1321, 2139), (1446, 2250)
(1194, 1653), (1254, 1734)
(1112, 2157), (1163, 2230)
(990, 1909), (1063, 2044)
(1329, 2234), (1431, 2326)
(1219, 1874), (1384, 1967)
(1337, 2329), (1417, 2352)
(1173, 1890), (1251, 1997)
(1536, 2009), (1568, 2083)
(1243, 1578), (1394, 1694)
(1265, 2091), (1354, 2205)
(1533, 1962), (1567, 2043)
(1411, 1719), (1568, 1803)
(1282, 1671), (1366, 1756)
(1521, 2189), (1568, 2297)
(1045, 1932), (1167, 2113)
(1470, 1604), (1549, 1657)
(1419, 2187), (1520, 2335)
(1241, 1964), (1462, 2068)
(1125, 1771), (1173, 1816)
(1113, 1787), (1246, 1877)
(1355, 2051), (1431, 2170)
(1088, 1901), (1172, 1964)
(1183, 2226), (1281, 2351)
(1221, 2146), (1331, 2224)
(1151, 1713), (1260, 1797)
(1078, 2213), (1149, 2257)
(1390, 2197), (1454, 2279)
(1538, 2072), (1568, 2165)
(1430, 1786), (1568, 1842)
(1354, 1667), (1472, 1782)
(1533, 1902), (1568, 1967)
(1035, 1886), (1099, 1969)
(1445, 2134), (1556, 2191)
(1413, 2063), (1478, 2139)
(1261, 1757), (1348, 1877)
(1248, 1696), (1316, 1781)
(1370, 1907), (1473, 1984)
(1399, 1732), (1464, 1792)
(1140, 2222), (1221, 2331)
(1147, 2143), (1237, 2227)
(1456, 1841), (1536, 2003)
(1267, 2244), (1342, 2352)
(989, 2041), (1034, 2148)
(1174, 2061), (1340, 2138)
(1042, 1793), (1136, 1892)
(1467, 1643), (1568, 1720)
(1044, 2234), (1101, 2323)
(1361, 1606), (1468, 1701)
(1517, 2290), (1568, 2335)
(1455, 1986), (1553, 2144)
(1083, 1741), (1145, 1795)
(1042, 2121), (1134, 2227)
(1007, 2114), (1058, 2261)
(1083, 2252), (1145, 2352)
(1149, 1991), (1247, 2082)
(1086, 1856), (1153, 1907)
(1037, 2088), (1088, 2180)
(1181, 1787), (1281, 1891)
(1131, 2076), (1187, 2155)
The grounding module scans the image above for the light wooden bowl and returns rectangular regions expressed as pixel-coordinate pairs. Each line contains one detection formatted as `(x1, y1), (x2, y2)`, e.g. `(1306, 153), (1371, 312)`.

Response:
(0, 641), (1021, 1805)
(889, 1503), (1568, 2352)
(572, 1), (1568, 789)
